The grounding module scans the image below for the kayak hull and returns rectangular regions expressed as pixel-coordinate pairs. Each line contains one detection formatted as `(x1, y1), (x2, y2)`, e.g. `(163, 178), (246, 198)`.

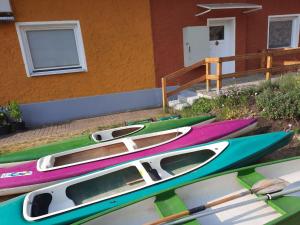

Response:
(0, 131), (293, 225)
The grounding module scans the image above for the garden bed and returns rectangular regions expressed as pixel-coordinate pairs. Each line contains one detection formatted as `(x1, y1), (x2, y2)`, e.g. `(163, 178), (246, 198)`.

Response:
(176, 73), (300, 162)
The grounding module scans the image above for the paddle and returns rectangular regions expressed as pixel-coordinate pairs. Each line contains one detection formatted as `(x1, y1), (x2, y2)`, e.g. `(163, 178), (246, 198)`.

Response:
(164, 180), (300, 225)
(145, 178), (288, 225)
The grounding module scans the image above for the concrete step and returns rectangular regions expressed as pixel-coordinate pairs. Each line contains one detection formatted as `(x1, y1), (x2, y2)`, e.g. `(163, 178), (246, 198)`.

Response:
(177, 90), (198, 103)
(168, 99), (180, 108)
(173, 102), (190, 111)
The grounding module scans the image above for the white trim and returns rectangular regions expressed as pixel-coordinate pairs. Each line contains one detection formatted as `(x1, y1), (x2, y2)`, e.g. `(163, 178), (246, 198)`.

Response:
(267, 14), (300, 49)
(91, 125), (145, 143)
(23, 141), (229, 221)
(196, 3), (262, 16)
(36, 127), (191, 172)
(15, 20), (88, 77)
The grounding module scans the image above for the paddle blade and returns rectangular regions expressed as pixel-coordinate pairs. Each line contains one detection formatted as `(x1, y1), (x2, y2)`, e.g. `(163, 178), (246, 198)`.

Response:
(282, 181), (300, 197)
(253, 178), (288, 193)
(257, 182), (289, 195)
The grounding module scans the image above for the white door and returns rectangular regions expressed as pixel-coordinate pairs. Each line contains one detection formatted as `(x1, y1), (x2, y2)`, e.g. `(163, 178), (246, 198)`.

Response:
(183, 26), (210, 67)
(208, 18), (236, 74)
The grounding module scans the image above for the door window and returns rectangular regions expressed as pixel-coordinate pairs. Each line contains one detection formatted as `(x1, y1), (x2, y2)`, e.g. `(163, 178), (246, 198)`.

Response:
(209, 26), (224, 41)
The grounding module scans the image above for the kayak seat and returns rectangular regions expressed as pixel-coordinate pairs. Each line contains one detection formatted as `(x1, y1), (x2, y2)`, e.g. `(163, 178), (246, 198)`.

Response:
(154, 190), (200, 225)
(31, 193), (52, 217)
(142, 162), (162, 181)
(38, 155), (55, 170)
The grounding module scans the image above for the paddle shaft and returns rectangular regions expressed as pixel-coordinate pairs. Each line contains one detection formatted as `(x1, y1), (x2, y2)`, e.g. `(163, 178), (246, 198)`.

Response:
(145, 190), (251, 225)
(145, 181), (276, 225)
(164, 186), (300, 225)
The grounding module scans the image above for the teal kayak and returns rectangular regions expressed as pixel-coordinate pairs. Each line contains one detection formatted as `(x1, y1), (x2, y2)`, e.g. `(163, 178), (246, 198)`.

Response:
(0, 131), (293, 225)
(0, 115), (214, 166)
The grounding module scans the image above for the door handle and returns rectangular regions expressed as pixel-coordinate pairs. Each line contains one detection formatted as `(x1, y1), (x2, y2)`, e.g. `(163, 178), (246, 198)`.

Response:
(215, 40), (219, 46)
(186, 43), (191, 53)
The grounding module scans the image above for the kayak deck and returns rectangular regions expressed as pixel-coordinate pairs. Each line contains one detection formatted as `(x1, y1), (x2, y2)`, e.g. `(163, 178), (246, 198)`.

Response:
(50, 130), (185, 169)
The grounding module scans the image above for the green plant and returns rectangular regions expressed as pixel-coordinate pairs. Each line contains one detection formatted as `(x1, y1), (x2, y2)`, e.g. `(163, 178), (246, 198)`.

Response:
(180, 98), (214, 117)
(256, 88), (300, 120)
(212, 87), (252, 119)
(7, 101), (22, 122)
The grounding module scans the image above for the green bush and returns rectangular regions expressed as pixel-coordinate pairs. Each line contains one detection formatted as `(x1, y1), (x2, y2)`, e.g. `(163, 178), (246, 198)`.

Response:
(7, 101), (22, 122)
(256, 75), (300, 120)
(180, 98), (214, 117)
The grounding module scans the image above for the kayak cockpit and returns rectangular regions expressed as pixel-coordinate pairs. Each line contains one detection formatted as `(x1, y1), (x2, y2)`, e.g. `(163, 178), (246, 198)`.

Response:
(24, 141), (228, 221)
(37, 127), (191, 172)
(91, 125), (145, 142)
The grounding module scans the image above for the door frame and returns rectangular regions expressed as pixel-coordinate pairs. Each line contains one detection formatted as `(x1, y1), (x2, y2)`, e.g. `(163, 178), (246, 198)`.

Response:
(207, 17), (236, 73)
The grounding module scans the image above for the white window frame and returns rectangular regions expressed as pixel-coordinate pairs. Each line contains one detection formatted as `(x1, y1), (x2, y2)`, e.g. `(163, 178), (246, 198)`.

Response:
(267, 14), (300, 49)
(16, 21), (87, 77)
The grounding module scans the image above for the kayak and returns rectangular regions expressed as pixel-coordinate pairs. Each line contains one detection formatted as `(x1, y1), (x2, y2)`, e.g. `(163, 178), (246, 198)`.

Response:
(0, 118), (256, 195)
(90, 115), (215, 142)
(0, 115), (215, 167)
(71, 154), (300, 225)
(0, 131), (293, 225)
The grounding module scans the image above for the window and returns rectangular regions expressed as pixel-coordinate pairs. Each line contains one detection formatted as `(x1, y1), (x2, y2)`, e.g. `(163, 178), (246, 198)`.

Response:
(16, 21), (87, 77)
(209, 26), (224, 41)
(268, 16), (300, 49)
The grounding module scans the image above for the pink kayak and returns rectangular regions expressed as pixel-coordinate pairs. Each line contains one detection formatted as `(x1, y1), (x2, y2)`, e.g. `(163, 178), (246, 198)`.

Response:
(0, 119), (257, 195)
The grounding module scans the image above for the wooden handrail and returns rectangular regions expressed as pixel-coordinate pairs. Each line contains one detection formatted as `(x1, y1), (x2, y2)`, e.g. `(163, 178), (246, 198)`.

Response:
(164, 60), (205, 81)
(167, 76), (206, 97)
(161, 60), (206, 112)
(220, 52), (265, 62)
(161, 47), (300, 112)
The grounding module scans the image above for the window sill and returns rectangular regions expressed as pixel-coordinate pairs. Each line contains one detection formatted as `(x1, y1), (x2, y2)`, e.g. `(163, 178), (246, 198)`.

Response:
(27, 67), (88, 77)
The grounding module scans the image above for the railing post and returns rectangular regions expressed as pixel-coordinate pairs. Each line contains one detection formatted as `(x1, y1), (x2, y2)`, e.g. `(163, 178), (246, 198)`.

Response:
(261, 49), (267, 68)
(161, 77), (168, 113)
(266, 53), (273, 80)
(216, 58), (222, 92)
(205, 58), (211, 92)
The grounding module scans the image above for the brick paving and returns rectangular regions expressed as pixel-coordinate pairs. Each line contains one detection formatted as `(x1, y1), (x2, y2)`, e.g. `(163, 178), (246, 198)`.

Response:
(0, 108), (164, 153)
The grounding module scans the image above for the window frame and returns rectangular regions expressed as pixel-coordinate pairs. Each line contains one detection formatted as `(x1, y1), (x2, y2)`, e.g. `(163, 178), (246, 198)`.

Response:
(16, 21), (87, 77)
(267, 14), (300, 49)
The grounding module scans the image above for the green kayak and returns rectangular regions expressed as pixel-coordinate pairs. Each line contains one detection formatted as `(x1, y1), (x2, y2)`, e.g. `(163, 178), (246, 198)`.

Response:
(72, 155), (300, 225)
(0, 115), (215, 166)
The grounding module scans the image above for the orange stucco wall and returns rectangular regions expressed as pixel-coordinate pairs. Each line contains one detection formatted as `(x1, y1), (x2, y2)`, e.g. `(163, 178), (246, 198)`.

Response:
(0, 0), (156, 105)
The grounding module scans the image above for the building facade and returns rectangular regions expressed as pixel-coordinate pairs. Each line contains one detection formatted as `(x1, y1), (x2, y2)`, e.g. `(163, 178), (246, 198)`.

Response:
(0, 0), (299, 126)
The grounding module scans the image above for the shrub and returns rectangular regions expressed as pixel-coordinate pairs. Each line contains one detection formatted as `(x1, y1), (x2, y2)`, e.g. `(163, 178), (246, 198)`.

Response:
(180, 98), (214, 117)
(256, 87), (300, 120)
(7, 101), (22, 122)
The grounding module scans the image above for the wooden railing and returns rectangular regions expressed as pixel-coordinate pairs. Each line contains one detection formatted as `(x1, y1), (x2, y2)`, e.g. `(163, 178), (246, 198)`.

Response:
(206, 47), (300, 91)
(161, 60), (206, 112)
(162, 47), (300, 112)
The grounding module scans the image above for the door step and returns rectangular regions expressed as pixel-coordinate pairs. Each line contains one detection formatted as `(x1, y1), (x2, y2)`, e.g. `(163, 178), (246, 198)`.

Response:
(168, 90), (201, 111)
